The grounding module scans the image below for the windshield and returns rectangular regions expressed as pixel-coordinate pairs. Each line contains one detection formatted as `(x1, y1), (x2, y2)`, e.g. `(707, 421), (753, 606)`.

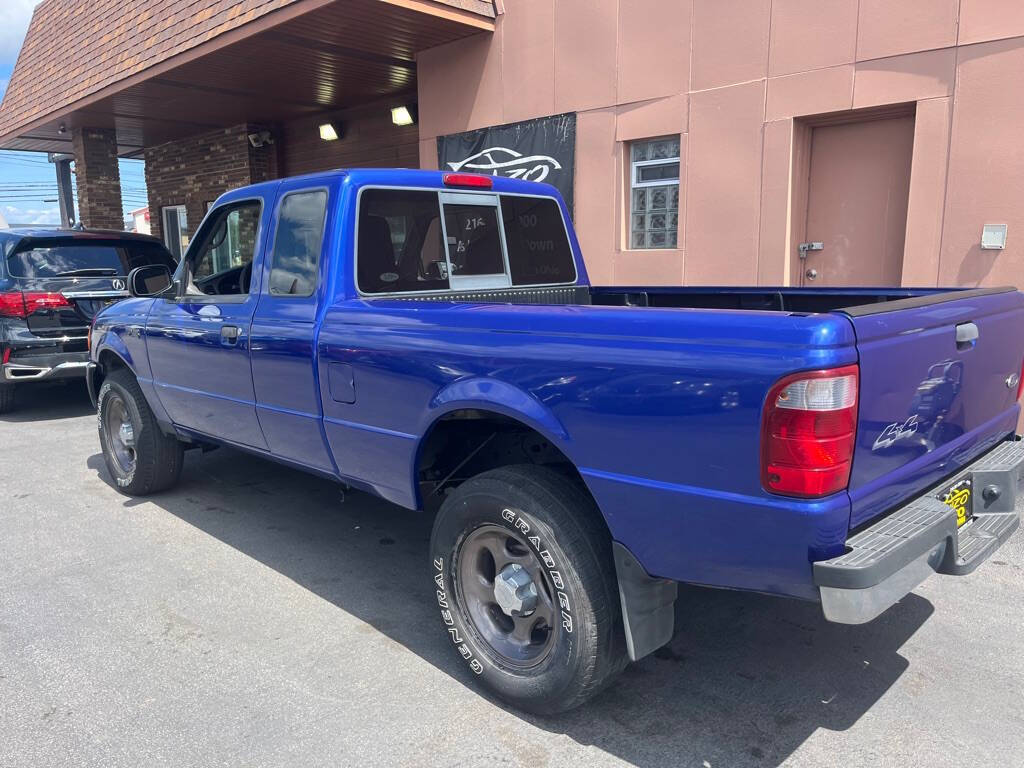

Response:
(6, 240), (176, 279)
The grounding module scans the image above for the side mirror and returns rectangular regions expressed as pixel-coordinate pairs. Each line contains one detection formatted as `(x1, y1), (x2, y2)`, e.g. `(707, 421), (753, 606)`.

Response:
(127, 264), (174, 297)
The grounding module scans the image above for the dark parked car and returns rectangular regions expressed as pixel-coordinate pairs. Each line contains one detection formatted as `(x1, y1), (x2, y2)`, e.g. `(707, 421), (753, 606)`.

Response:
(0, 228), (176, 413)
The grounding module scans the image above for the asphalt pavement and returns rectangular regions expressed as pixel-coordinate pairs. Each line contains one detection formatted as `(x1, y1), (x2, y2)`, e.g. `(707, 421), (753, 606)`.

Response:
(2, 382), (1022, 767)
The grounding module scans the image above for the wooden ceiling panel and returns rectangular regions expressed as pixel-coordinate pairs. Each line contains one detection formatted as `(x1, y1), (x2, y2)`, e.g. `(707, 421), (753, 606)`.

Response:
(1, 0), (492, 154)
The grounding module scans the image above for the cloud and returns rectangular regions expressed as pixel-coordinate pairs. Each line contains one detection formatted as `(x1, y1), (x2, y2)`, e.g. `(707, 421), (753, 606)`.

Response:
(3, 204), (60, 226)
(0, 1), (38, 66)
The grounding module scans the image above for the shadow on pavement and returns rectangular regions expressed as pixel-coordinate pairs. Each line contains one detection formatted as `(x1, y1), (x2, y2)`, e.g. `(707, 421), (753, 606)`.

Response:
(86, 443), (933, 768)
(0, 380), (94, 423)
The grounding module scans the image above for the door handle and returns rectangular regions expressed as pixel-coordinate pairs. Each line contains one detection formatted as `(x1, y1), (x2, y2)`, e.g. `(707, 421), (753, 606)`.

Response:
(955, 322), (978, 350)
(220, 325), (241, 345)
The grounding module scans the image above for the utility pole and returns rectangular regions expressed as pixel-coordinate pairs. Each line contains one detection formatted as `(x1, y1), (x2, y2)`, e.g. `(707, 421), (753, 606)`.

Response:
(48, 152), (75, 227)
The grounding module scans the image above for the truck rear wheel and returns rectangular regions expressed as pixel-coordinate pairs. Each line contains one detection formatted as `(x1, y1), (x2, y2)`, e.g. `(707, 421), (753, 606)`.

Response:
(97, 369), (183, 495)
(429, 465), (626, 714)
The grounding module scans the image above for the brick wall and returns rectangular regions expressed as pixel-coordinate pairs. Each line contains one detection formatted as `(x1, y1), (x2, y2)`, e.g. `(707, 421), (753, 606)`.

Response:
(144, 124), (279, 245)
(72, 127), (124, 230)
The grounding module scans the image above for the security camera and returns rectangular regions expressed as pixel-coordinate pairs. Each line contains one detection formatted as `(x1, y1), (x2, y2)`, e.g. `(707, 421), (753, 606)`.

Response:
(247, 130), (274, 148)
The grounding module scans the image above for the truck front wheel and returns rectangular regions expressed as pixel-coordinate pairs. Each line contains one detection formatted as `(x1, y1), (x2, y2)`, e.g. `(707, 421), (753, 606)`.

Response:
(429, 465), (627, 714)
(97, 369), (183, 495)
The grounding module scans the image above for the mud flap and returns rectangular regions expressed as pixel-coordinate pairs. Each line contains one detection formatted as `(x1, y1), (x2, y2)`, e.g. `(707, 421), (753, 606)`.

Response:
(612, 541), (677, 661)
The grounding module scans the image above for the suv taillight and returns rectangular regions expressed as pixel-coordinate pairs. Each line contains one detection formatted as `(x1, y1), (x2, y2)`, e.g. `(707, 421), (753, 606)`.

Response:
(761, 364), (859, 498)
(1017, 357), (1024, 402)
(0, 291), (70, 318)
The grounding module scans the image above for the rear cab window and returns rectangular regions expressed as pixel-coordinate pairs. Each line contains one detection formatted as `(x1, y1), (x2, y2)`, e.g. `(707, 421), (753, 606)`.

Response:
(357, 187), (575, 295)
(5, 239), (176, 279)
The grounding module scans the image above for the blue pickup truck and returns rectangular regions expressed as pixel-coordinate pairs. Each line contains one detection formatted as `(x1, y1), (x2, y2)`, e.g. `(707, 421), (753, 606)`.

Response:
(87, 168), (1024, 713)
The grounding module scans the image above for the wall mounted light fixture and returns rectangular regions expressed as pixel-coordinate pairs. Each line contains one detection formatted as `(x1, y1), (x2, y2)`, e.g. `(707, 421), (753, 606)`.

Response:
(391, 105), (417, 126)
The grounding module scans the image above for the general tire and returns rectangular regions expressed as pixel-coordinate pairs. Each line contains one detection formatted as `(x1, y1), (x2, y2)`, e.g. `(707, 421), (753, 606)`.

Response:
(97, 369), (183, 495)
(0, 384), (14, 414)
(429, 465), (627, 714)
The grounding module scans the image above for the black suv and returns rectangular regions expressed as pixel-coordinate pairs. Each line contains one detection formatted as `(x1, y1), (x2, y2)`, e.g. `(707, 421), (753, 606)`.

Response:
(0, 228), (177, 413)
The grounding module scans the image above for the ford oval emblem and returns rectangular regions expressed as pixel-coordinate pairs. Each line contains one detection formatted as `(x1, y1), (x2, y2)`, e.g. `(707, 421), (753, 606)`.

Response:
(112, 278), (126, 291)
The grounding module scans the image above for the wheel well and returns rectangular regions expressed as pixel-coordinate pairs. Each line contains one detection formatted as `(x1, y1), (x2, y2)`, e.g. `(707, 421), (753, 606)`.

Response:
(96, 350), (129, 388)
(416, 409), (597, 515)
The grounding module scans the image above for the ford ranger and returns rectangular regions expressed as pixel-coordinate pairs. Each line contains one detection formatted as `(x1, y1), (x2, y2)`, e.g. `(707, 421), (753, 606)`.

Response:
(86, 169), (1024, 713)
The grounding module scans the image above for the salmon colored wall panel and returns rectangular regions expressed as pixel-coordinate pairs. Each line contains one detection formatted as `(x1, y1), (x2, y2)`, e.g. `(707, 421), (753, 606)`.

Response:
(417, 31), (503, 141)
(690, 0), (770, 91)
(769, 0), (858, 77)
(617, 0), (689, 103)
(902, 97), (952, 286)
(959, 0), (1024, 45)
(853, 48), (956, 109)
(553, 0), (617, 113)
(765, 65), (853, 122)
(614, 249), (684, 285)
(615, 95), (687, 142)
(419, 138), (438, 169)
(500, 0), (555, 123)
(939, 39), (1024, 287)
(574, 109), (618, 284)
(856, 0), (958, 61)
(685, 81), (765, 285)
(758, 119), (793, 284)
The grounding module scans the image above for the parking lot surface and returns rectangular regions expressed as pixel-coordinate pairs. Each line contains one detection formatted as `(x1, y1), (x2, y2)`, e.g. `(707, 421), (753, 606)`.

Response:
(2, 383), (1022, 768)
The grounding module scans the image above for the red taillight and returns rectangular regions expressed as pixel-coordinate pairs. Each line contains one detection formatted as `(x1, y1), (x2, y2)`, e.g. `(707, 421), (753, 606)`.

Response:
(0, 292), (24, 317)
(0, 291), (69, 318)
(1, 347), (10, 365)
(442, 173), (493, 189)
(1017, 357), (1024, 402)
(761, 364), (859, 498)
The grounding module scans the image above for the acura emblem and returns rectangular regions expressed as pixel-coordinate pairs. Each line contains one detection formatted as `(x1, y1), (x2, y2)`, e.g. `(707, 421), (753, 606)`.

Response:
(1007, 372), (1020, 389)
(112, 278), (126, 291)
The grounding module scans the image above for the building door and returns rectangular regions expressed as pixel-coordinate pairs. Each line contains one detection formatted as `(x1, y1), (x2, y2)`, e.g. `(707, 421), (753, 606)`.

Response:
(798, 115), (914, 286)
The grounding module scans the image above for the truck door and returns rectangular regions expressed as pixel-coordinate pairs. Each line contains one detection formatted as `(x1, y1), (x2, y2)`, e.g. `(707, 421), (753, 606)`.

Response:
(146, 196), (269, 449)
(249, 183), (335, 472)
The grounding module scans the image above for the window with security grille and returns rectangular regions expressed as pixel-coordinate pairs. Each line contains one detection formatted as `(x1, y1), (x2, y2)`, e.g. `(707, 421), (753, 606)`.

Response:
(630, 137), (680, 249)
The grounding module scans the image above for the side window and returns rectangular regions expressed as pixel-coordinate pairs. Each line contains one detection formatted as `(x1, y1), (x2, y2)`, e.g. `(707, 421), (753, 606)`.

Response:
(358, 189), (448, 294)
(269, 190), (327, 297)
(187, 201), (261, 296)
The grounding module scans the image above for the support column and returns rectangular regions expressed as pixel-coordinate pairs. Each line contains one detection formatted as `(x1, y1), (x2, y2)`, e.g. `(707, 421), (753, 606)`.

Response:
(71, 127), (123, 230)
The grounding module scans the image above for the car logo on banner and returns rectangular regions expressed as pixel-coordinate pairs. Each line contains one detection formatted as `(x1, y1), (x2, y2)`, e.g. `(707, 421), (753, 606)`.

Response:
(447, 147), (562, 183)
(112, 279), (126, 291)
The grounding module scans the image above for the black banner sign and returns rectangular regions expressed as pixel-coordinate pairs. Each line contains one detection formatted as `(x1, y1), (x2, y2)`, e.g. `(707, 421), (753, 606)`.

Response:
(437, 113), (576, 214)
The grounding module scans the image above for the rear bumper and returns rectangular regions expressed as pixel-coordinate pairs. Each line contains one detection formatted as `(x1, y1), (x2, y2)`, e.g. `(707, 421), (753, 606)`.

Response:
(814, 438), (1023, 624)
(2, 351), (90, 383)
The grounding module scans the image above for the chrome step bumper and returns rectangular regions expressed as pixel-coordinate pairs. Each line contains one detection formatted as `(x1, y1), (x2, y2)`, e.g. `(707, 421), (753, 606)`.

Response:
(814, 438), (1023, 624)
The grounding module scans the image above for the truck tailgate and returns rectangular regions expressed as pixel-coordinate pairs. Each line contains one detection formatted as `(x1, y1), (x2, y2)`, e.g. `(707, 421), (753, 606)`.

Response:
(845, 287), (1024, 528)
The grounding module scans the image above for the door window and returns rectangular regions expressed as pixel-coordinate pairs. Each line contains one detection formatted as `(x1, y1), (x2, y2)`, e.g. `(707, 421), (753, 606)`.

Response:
(268, 190), (328, 297)
(161, 205), (188, 260)
(186, 201), (262, 297)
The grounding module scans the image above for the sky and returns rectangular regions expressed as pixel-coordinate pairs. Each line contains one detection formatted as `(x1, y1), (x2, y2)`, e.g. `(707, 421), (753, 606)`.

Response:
(0, 0), (148, 227)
